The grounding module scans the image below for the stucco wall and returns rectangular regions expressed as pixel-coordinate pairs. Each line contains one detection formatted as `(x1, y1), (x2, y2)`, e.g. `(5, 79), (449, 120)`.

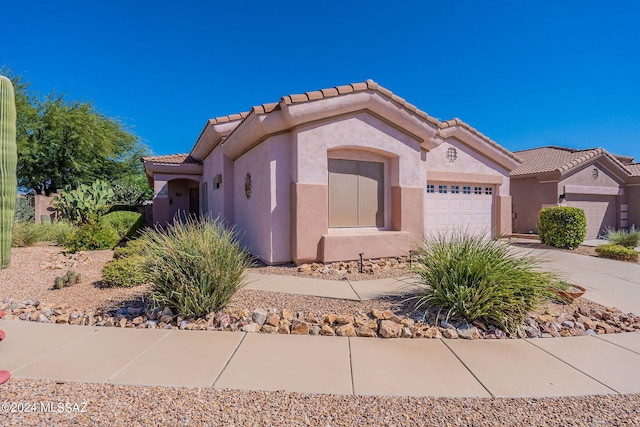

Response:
(295, 113), (424, 186)
(232, 134), (292, 264)
(291, 113), (425, 263)
(203, 145), (235, 222)
(560, 162), (622, 191)
(627, 185), (640, 228)
(511, 177), (559, 234)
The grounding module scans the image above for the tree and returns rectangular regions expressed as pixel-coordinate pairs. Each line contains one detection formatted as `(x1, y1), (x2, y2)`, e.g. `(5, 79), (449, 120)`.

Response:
(1, 68), (151, 196)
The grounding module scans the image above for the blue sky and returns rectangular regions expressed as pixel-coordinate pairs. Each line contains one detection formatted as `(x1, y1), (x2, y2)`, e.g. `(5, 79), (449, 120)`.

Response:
(3, 1), (639, 161)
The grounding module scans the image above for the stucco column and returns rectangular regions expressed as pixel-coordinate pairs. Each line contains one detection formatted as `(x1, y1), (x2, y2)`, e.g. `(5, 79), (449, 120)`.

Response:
(496, 195), (513, 237)
(290, 183), (328, 264)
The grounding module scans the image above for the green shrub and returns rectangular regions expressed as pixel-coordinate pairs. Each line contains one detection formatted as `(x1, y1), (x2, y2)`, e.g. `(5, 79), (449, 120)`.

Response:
(410, 232), (558, 333)
(111, 179), (149, 206)
(595, 244), (638, 261)
(538, 206), (587, 249)
(113, 238), (147, 259)
(100, 210), (144, 242)
(604, 225), (639, 248)
(143, 216), (251, 318)
(65, 222), (120, 252)
(102, 255), (149, 288)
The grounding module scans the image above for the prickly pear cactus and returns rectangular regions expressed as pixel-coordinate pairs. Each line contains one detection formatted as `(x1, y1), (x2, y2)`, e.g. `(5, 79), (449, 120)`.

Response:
(0, 75), (17, 269)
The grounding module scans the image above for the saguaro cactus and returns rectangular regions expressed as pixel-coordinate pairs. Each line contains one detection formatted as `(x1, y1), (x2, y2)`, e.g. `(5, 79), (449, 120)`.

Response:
(0, 75), (17, 268)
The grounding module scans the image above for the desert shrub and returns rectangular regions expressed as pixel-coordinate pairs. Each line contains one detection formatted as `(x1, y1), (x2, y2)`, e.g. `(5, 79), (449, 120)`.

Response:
(102, 255), (149, 288)
(143, 216), (251, 318)
(113, 238), (147, 259)
(538, 206), (587, 249)
(40, 220), (77, 246)
(11, 221), (41, 247)
(11, 220), (77, 247)
(604, 225), (639, 248)
(111, 179), (149, 206)
(410, 232), (558, 333)
(100, 211), (144, 242)
(14, 196), (35, 222)
(65, 222), (120, 252)
(595, 244), (638, 261)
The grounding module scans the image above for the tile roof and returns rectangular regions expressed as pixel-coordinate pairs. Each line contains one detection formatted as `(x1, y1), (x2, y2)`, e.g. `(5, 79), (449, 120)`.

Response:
(438, 118), (522, 163)
(209, 80), (517, 162)
(511, 146), (631, 176)
(628, 163), (640, 176)
(141, 154), (202, 165)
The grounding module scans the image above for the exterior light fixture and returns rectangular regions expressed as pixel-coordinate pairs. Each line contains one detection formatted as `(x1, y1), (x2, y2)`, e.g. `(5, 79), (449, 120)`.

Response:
(592, 168), (599, 179)
(359, 253), (364, 274)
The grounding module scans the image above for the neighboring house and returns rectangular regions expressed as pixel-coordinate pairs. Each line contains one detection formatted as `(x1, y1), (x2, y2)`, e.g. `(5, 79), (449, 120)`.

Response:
(143, 80), (520, 264)
(511, 146), (640, 239)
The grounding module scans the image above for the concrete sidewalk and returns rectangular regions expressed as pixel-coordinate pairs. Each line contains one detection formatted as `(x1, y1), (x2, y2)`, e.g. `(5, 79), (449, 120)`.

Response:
(243, 273), (417, 301)
(2, 247), (640, 398)
(1, 319), (639, 397)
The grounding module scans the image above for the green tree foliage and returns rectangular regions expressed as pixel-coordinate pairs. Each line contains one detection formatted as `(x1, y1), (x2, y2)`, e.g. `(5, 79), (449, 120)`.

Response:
(1, 68), (151, 196)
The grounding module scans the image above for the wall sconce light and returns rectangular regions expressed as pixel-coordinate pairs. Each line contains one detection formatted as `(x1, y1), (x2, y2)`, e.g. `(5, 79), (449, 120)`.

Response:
(446, 147), (458, 163)
(592, 168), (599, 179)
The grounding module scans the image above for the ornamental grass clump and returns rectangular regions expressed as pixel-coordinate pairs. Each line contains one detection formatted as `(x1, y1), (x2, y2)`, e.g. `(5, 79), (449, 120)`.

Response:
(143, 216), (251, 318)
(410, 232), (558, 333)
(604, 225), (640, 249)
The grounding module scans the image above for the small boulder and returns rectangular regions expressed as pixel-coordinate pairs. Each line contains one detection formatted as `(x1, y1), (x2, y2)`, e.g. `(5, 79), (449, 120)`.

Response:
(378, 320), (402, 338)
(335, 323), (356, 337)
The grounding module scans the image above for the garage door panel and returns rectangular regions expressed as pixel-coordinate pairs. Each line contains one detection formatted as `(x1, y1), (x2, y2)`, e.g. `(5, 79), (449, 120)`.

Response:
(425, 182), (494, 238)
(565, 194), (617, 240)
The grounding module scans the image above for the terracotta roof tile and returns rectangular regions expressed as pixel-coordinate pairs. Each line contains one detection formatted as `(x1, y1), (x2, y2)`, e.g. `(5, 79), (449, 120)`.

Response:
(209, 112), (250, 125)
(142, 154), (202, 165)
(320, 87), (339, 98)
(306, 90), (324, 101)
(628, 163), (640, 176)
(511, 146), (632, 176)
(335, 85), (354, 94)
(196, 80), (517, 165)
(350, 82), (368, 91)
(437, 118), (521, 163)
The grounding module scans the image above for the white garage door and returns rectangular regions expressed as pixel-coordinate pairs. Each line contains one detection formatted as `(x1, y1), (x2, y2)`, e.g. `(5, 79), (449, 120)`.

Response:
(424, 183), (494, 238)
(565, 194), (617, 240)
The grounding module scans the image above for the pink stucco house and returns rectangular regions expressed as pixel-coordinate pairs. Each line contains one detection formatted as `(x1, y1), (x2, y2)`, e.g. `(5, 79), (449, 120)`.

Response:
(511, 146), (640, 239)
(143, 80), (521, 264)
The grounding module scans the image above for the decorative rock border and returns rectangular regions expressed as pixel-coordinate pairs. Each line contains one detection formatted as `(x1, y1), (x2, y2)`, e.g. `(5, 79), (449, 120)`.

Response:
(2, 299), (639, 340)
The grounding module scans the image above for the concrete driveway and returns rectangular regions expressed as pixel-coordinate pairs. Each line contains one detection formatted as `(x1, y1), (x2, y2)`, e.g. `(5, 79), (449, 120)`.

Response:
(509, 244), (640, 314)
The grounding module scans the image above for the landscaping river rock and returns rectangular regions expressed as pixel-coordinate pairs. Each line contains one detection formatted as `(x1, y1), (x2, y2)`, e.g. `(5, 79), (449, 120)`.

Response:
(2, 297), (638, 340)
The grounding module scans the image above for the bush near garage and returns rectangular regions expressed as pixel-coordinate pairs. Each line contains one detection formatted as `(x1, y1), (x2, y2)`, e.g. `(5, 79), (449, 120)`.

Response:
(595, 244), (639, 261)
(538, 206), (587, 249)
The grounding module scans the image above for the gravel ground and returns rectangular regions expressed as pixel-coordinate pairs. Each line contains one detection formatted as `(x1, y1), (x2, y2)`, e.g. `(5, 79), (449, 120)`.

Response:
(0, 379), (638, 426)
(0, 246), (149, 311)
